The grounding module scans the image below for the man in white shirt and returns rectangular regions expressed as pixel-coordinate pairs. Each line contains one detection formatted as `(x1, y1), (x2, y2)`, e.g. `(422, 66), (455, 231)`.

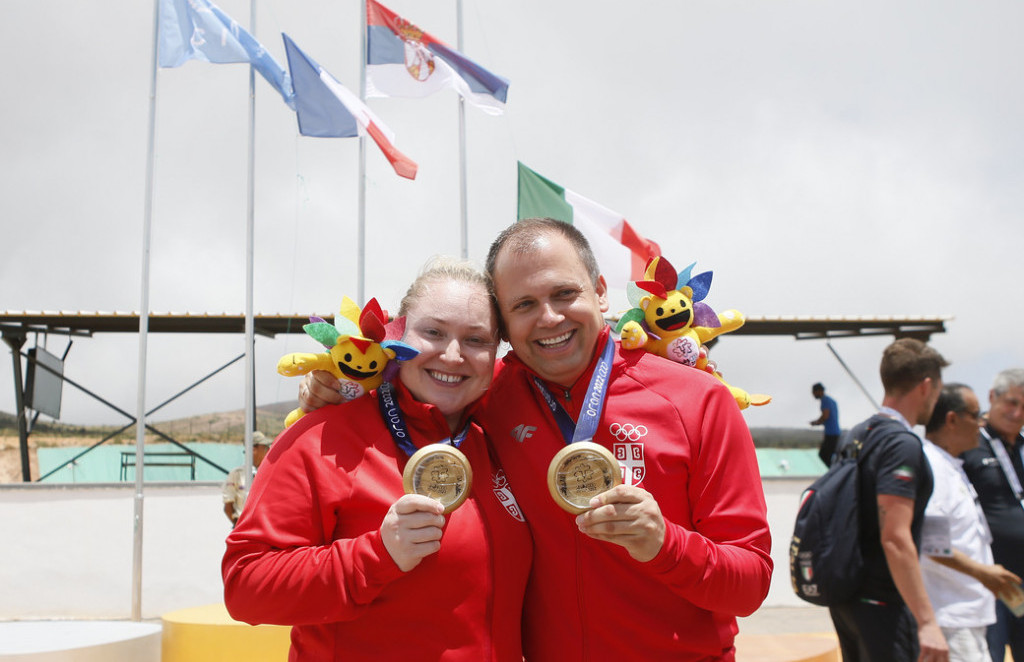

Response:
(922, 383), (1021, 661)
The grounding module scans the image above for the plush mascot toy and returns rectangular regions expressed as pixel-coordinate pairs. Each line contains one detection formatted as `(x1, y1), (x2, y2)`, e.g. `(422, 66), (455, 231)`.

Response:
(277, 296), (419, 427)
(614, 256), (770, 410)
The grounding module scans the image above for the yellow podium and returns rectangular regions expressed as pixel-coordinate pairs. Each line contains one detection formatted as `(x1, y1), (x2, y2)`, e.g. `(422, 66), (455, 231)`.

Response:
(161, 603), (291, 662)
(734, 633), (839, 662)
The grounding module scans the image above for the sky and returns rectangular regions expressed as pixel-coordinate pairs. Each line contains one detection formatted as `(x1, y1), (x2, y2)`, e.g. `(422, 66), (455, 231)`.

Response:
(1, 0), (1022, 433)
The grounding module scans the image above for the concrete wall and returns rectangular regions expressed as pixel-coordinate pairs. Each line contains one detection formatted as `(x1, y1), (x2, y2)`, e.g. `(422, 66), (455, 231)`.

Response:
(763, 478), (809, 608)
(0, 484), (229, 620)
(0, 478), (810, 620)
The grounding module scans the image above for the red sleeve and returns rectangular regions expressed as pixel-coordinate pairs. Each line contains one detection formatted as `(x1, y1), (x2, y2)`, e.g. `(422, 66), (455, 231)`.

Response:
(221, 422), (405, 626)
(642, 381), (774, 616)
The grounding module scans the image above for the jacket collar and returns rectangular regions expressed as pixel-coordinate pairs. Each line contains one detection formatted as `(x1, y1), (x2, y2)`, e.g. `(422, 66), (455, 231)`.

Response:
(386, 378), (482, 443)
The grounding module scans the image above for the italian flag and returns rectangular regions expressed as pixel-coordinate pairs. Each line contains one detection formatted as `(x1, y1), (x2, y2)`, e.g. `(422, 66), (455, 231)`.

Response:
(517, 162), (661, 288)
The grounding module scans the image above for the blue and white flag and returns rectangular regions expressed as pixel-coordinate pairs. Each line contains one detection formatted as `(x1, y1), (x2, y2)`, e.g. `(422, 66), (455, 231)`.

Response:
(158, 0), (295, 108)
(283, 34), (418, 180)
(366, 0), (509, 115)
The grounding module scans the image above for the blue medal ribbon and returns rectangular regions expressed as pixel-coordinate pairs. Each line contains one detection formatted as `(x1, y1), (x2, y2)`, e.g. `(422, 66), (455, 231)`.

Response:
(532, 339), (614, 445)
(377, 381), (469, 457)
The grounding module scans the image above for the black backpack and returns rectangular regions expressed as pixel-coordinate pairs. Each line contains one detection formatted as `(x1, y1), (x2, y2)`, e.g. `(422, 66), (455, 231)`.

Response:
(789, 416), (894, 606)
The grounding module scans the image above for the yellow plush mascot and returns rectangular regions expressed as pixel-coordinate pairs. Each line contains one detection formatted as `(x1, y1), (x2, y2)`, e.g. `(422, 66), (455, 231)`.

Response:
(277, 297), (419, 426)
(615, 257), (770, 410)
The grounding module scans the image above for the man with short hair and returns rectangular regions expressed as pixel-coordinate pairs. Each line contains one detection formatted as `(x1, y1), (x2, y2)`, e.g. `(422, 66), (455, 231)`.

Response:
(481, 218), (772, 660)
(811, 382), (842, 466)
(301, 217), (772, 660)
(828, 338), (950, 662)
(961, 368), (1024, 662)
(921, 383), (1021, 662)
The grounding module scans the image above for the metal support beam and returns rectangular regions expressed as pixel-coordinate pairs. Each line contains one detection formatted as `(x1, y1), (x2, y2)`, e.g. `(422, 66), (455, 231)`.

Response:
(826, 340), (880, 410)
(4, 333), (30, 481)
(31, 352), (244, 481)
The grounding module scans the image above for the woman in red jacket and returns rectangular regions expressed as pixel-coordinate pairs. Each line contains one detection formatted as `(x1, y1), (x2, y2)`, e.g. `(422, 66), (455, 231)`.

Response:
(222, 258), (532, 661)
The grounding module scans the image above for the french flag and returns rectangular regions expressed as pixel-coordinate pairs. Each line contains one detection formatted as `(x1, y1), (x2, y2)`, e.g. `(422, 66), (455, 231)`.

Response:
(366, 0), (509, 115)
(283, 33), (417, 180)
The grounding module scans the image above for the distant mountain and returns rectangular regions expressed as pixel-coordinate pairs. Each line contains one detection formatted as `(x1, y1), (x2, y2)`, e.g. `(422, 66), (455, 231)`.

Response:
(0, 410), (79, 436)
(0, 401), (296, 443)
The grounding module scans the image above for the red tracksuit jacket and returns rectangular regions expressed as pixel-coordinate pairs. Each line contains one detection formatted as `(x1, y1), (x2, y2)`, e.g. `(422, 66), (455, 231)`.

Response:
(222, 380), (532, 661)
(483, 328), (772, 661)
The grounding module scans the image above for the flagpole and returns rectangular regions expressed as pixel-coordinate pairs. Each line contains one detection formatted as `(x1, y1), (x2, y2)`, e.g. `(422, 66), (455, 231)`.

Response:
(456, 0), (468, 259)
(132, 0), (161, 622)
(242, 0), (258, 490)
(358, 0), (368, 304)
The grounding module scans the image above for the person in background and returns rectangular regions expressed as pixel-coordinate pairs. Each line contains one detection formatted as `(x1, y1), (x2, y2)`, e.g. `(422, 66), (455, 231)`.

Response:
(827, 338), (949, 662)
(960, 368), (1024, 662)
(221, 431), (271, 527)
(811, 382), (842, 466)
(222, 258), (531, 662)
(921, 383), (1021, 662)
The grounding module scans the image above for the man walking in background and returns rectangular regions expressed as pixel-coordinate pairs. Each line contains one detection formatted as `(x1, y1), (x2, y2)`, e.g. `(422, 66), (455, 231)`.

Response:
(828, 338), (949, 662)
(811, 382), (841, 466)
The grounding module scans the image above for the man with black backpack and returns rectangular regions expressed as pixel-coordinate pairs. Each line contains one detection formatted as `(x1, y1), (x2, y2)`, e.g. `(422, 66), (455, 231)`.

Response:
(829, 338), (950, 662)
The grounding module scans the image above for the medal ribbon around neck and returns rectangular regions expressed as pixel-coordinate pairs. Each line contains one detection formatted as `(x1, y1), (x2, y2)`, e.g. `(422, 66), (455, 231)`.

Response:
(532, 340), (614, 445)
(377, 381), (469, 457)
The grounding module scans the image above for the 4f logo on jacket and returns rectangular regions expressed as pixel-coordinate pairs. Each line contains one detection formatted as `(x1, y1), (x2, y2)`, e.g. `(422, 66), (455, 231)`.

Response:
(610, 423), (648, 486)
(510, 424), (535, 443)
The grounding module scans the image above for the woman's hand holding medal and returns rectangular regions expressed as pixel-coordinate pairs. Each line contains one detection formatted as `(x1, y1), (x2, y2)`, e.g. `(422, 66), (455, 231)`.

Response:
(379, 494), (446, 572)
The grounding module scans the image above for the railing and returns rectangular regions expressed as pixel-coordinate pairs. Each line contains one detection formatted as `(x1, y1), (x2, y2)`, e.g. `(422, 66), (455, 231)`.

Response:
(119, 451), (197, 481)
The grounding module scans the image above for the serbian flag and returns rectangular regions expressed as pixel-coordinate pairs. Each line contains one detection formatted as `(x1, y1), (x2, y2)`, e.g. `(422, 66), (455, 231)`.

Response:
(158, 0), (295, 108)
(283, 34), (417, 180)
(366, 0), (509, 115)
(517, 162), (661, 286)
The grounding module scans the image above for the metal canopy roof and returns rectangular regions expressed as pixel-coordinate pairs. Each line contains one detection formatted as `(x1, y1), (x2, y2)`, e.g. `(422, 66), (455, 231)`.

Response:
(0, 311), (325, 339)
(0, 311), (952, 341)
(728, 315), (950, 341)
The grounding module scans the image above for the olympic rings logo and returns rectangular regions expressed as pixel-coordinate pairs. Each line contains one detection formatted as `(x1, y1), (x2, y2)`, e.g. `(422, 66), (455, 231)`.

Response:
(609, 423), (648, 442)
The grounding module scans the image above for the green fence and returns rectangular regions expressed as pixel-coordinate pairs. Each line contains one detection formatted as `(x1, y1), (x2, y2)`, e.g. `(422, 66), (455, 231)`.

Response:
(37, 443), (248, 483)
(36, 443), (826, 483)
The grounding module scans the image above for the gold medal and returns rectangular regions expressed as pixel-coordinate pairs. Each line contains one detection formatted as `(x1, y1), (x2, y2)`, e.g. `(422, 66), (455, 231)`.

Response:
(547, 441), (622, 514)
(403, 443), (473, 514)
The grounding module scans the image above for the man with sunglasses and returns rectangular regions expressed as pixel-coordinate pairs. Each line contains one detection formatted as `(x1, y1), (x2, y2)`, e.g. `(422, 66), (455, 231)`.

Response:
(920, 383), (1021, 662)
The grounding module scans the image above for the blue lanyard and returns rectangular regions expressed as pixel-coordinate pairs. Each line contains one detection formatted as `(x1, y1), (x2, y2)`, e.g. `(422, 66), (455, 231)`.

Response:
(532, 340), (614, 445)
(377, 382), (469, 457)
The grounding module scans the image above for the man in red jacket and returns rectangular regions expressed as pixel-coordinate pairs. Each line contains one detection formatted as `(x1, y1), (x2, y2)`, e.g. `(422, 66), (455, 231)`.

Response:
(302, 218), (773, 660)
(483, 218), (771, 661)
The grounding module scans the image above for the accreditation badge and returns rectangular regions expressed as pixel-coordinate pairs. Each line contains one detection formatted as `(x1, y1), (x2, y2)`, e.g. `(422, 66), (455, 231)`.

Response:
(403, 443), (473, 514)
(547, 441), (622, 514)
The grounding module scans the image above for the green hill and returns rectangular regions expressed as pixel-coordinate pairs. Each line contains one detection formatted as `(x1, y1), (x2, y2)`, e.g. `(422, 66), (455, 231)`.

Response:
(0, 402), (294, 443)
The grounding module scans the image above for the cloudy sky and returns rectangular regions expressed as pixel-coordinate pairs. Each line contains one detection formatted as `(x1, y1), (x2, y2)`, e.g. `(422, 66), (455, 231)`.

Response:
(2, 0), (1022, 433)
